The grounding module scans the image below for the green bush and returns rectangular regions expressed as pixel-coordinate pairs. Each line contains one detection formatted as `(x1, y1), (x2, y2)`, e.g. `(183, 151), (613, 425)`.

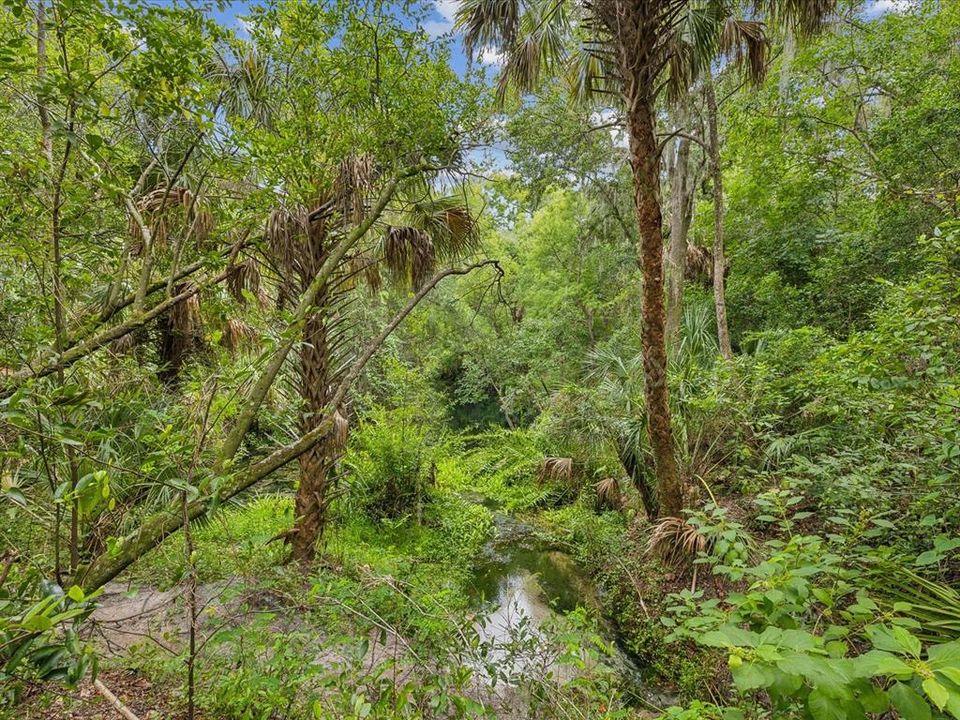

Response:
(343, 408), (437, 523)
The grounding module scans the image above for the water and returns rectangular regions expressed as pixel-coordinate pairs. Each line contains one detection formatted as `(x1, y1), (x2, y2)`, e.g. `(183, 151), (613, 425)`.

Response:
(465, 507), (670, 708)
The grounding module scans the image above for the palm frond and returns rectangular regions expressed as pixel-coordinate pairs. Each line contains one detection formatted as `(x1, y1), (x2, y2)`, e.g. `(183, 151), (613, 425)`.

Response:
(646, 515), (708, 567)
(720, 18), (771, 84)
(333, 155), (377, 225)
(489, 0), (571, 104)
(538, 456), (574, 484)
(595, 476), (623, 510)
(564, 41), (619, 104)
(456, 0), (522, 58)
(878, 568), (960, 643)
(228, 257), (262, 305)
(383, 226), (436, 290)
(403, 195), (479, 261)
(210, 46), (273, 127)
(757, 0), (837, 38)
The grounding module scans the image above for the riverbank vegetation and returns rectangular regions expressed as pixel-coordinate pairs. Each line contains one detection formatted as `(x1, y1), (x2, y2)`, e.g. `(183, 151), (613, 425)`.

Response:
(1, 0), (959, 718)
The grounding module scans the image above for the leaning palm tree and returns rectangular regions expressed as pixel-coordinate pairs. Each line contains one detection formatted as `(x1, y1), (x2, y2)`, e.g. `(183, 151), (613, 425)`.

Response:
(257, 163), (478, 563)
(457, 0), (835, 517)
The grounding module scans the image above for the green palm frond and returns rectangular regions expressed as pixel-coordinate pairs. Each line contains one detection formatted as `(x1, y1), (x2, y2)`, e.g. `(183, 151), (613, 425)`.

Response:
(759, 0), (836, 37)
(455, 0), (834, 106)
(879, 568), (960, 643)
(403, 195), (479, 261)
(456, 0), (523, 57)
(495, 1), (571, 104)
(564, 40), (618, 104)
(210, 46), (273, 128)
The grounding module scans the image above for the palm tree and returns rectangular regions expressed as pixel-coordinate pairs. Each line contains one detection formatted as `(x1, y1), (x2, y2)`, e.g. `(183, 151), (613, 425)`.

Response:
(260, 163), (478, 563)
(457, 0), (834, 517)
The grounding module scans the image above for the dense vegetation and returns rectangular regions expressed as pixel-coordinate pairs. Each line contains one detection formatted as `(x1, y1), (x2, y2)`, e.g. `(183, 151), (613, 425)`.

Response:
(1, 0), (958, 718)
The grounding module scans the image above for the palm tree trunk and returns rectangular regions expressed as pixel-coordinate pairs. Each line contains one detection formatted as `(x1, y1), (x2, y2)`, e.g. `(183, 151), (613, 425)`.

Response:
(291, 312), (334, 563)
(705, 76), (733, 360)
(624, 93), (683, 519)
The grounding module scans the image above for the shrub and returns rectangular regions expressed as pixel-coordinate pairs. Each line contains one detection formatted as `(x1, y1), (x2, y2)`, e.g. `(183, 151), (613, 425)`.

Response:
(343, 408), (436, 523)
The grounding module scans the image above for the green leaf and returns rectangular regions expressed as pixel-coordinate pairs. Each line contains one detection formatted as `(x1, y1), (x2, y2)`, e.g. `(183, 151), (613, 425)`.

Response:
(929, 641), (960, 666)
(731, 661), (769, 691)
(889, 682), (932, 720)
(892, 626), (922, 658)
(67, 586), (85, 603)
(923, 678), (949, 710)
(809, 689), (845, 720)
(22, 615), (53, 632)
(853, 650), (913, 678)
(936, 667), (960, 687)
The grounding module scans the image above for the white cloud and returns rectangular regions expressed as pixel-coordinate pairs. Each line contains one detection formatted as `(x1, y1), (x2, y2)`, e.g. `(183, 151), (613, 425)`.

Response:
(863, 0), (914, 18)
(478, 47), (505, 66)
(435, 0), (458, 23)
(425, 0), (459, 36)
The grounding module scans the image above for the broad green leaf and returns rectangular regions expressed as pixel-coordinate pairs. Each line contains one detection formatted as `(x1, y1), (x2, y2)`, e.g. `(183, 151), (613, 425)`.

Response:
(889, 682), (932, 720)
(853, 650), (913, 679)
(930, 641), (960, 666)
(924, 678), (949, 710)
(731, 661), (769, 691)
(809, 688), (846, 720)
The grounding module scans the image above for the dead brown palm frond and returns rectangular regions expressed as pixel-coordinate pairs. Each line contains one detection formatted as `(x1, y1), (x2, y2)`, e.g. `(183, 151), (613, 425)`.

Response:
(221, 318), (259, 354)
(330, 409), (350, 451)
(383, 225), (436, 289)
(646, 516), (708, 567)
(334, 155), (377, 225)
(110, 332), (136, 356)
(720, 18), (771, 84)
(192, 207), (215, 245)
(538, 456), (574, 484)
(345, 250), (382, 294)
(158, 282), (203, 382)
(684, 243), (712, 283)
(129, 185), (215, 253)
(170, 283), (201, 338)
(266, 207), (303, 307)
(228, 257), (262, 305)
(595, 476), (623, 510)
(265, 207), (301, 270)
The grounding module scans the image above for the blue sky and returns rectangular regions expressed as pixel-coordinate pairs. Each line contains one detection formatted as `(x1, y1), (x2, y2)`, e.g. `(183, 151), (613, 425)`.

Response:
(205, 0), (502, 78)
(204, 0), (908, 79)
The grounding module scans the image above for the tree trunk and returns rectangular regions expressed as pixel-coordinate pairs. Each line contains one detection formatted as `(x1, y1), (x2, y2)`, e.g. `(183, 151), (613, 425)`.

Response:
(665, 127), (693, 348)
(705, 76), (733, 360)
(624, 92), (683, 518)
(617, 437), (658, 520)
(291, 310), (336, 563)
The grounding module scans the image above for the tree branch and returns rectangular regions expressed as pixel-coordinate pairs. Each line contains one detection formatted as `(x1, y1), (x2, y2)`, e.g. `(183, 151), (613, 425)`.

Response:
(74, 259), (501, 592)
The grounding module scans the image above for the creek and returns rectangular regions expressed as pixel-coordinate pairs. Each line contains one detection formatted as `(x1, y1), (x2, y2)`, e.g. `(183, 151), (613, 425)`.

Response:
(466, 503), (673, 710)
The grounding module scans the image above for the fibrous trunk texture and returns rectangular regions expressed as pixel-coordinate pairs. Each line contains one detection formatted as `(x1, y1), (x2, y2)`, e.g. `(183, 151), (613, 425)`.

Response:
(290, 214), (342, 564)
(625, 82), (683, 519)
(291, 309), (336, 563)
